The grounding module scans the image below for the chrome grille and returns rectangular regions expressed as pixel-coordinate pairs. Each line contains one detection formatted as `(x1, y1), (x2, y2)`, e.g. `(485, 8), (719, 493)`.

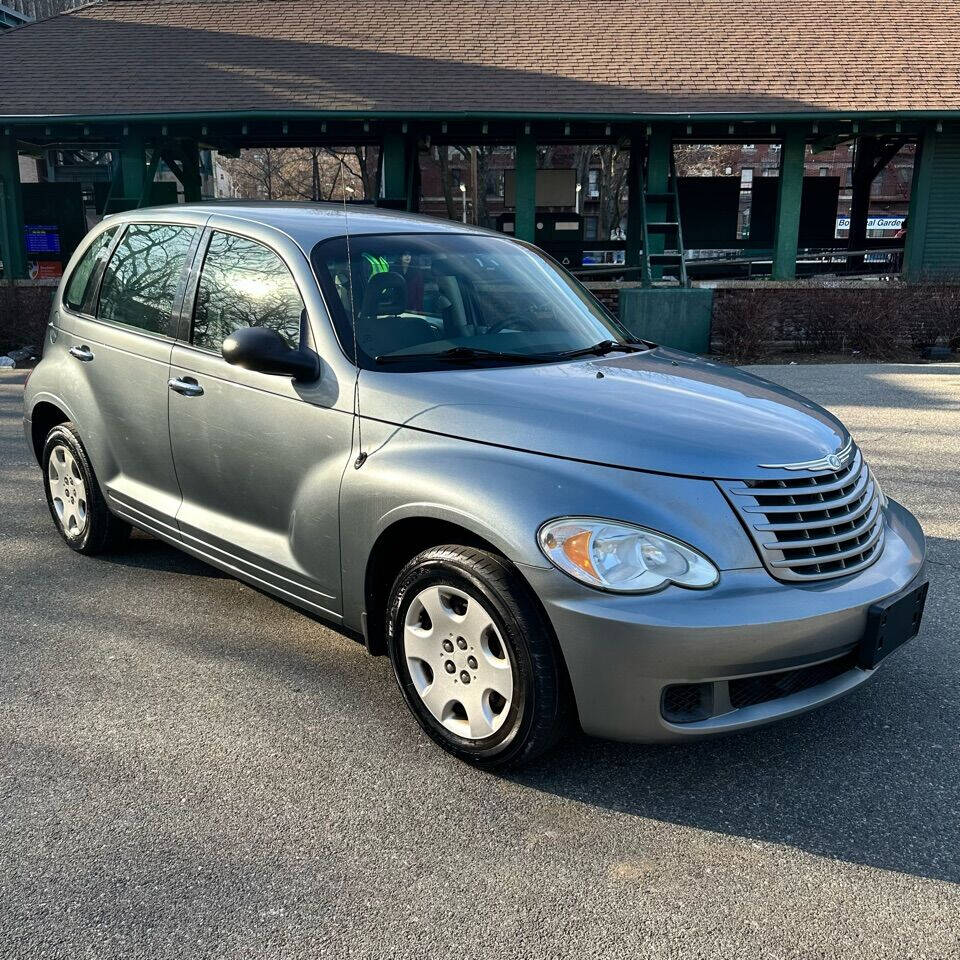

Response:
(719, 444), (885, 582)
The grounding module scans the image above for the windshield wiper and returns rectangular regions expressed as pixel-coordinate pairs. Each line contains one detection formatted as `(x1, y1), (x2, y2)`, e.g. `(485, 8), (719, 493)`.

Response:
(375, 339), (653, 366)
(550, 339), (652, 361)
(375, 346), (545, 365)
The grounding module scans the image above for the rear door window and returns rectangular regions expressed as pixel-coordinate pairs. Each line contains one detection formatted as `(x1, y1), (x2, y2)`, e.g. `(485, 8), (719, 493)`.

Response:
(97, 223), (196, 337)
(191, 231), (304, 353)
(62, 226), (117, 313)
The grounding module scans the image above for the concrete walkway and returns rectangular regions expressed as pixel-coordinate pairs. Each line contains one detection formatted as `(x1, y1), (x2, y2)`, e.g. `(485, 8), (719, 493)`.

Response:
(1, 364), (958, 959)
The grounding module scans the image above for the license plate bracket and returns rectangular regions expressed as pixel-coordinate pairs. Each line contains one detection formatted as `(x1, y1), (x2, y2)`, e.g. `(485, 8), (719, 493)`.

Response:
(859, 581), (928, 669)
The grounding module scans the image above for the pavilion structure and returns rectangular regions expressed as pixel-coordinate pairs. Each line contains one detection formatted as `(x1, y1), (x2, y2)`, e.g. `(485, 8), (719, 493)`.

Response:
(1, 0), (959, 285)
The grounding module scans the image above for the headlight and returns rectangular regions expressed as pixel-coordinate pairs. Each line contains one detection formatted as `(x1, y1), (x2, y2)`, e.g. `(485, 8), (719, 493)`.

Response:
(537, 518), (719, 593)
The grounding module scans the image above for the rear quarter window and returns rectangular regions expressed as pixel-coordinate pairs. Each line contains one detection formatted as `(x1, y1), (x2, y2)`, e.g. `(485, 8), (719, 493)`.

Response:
(62, 227), (118, 313)
(97, 223), (196, 337)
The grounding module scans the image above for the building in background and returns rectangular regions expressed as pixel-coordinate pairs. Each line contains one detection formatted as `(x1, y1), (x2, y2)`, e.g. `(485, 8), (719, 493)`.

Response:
(1, 0), (959, 290)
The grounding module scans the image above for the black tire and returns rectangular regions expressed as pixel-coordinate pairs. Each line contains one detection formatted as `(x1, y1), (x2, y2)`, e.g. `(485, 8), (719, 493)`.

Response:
(42, 421), (131, 555)
(386, 545), (572, 769)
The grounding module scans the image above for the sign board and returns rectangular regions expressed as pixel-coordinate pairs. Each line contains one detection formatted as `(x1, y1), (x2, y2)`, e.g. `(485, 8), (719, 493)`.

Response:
(24, 224), (61, 254)
(836, 217), (904, 232)
(22, 183), (87, 265)
(750, 177), (841, 246)
(504, 168), (577, 208)
(28, 260), (64, 280)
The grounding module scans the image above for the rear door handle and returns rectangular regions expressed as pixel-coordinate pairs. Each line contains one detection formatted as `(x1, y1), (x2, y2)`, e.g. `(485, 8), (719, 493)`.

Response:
(69, 345), (94, 362)
(168, 376), (204, 397)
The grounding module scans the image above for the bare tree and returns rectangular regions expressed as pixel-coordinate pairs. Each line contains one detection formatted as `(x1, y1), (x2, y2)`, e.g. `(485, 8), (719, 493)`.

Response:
(218, 147), (378, 202)
(218, 148), (301, 200)
(6, 0), (88, 18)
(573, 143), (630, 238)
(674, 144), (742, 177)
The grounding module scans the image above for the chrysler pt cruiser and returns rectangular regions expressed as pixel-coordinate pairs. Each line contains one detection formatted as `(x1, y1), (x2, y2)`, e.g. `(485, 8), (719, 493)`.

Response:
(23, 203), (928, 767)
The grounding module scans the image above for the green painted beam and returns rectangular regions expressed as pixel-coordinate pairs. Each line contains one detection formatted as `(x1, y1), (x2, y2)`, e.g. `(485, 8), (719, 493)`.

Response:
(514, 131), (536, 243)
(0, 132), (27, 279)
(3, 109), (960, 126)
(381, 131), (407, 204)
(903, 124), (936, 281)
(771, 127), (807, 280)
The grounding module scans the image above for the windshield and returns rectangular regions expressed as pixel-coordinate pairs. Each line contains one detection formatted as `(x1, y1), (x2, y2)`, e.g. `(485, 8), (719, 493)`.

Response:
(310, 231), (636, 369)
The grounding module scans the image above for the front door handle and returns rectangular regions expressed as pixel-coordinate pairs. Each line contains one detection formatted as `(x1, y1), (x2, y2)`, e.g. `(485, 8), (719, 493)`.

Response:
(69, 345), (94, 362)
(168, 376), (204, 397)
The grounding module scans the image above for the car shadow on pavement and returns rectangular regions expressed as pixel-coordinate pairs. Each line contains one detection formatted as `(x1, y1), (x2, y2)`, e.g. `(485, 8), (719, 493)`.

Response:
(99, 530), (228, 579)
(84, 522), (960, 885)
(509, 539), (960, 885)
(509, 707), (959, 884)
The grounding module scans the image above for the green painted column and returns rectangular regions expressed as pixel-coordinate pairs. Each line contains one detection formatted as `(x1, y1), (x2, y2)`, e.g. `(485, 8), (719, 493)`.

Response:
(0, 130), (27, 279)
(625, 136), (643, 269)
(381, 131), (408, 206)
(118, 130), (147, 204)
(771, 127), (807, 280)
(646, 125), (672, 279)
(514, 131), (537, 243)
(903, 124), (936, 281)
(180, 139), (202, 203)
(138, 147), (161, 206)
(406, 145), (421, 214)
(847, 136), (878, 267)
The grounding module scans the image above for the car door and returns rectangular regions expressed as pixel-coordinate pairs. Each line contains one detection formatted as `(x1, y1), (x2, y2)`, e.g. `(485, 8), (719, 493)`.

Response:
(61, 218), (200, 535)
(167, 225), (353, 619)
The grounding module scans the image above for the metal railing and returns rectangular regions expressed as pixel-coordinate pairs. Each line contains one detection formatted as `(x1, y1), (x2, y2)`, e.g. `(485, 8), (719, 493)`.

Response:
(3, 0), (87, 20)
(572, 245), (906, 282)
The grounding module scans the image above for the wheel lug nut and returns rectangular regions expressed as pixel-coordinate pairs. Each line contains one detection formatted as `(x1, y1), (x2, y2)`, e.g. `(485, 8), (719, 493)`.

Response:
(442, 640), (454, 653)
(444, 661), (456, 674)
(467, 656), (478, 669)
(456, 637), (467, 650)
(460, 671), (470, 684)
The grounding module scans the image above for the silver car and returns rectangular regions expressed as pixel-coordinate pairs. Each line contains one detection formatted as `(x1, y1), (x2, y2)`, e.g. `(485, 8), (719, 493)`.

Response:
(23, 203), (928, 768)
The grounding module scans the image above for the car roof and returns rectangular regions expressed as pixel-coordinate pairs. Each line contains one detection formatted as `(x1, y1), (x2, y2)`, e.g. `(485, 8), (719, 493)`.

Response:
(103, 200), (502, 249)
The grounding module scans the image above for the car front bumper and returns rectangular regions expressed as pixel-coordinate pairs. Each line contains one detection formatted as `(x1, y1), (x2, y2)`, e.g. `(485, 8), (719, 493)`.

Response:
(519, 500), (926, 743)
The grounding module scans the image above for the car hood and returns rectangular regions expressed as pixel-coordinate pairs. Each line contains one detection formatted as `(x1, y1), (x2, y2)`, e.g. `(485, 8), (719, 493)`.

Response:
(359, 347), (849, 480)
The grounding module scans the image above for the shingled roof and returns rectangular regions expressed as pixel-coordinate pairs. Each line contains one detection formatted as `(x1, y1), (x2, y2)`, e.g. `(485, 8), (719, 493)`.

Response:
(2, 0), (960, 120)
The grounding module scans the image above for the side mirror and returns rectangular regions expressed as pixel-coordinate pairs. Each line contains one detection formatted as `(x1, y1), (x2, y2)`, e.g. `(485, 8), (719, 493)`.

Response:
(221, 326), (320, 382)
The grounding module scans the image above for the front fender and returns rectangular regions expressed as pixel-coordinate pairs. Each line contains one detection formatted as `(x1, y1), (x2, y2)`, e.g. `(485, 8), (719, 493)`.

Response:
(338, 420), (761, 631)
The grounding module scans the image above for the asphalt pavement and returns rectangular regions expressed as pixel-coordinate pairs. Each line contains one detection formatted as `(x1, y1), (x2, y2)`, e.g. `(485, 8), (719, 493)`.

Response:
(1, 363), (958, 959)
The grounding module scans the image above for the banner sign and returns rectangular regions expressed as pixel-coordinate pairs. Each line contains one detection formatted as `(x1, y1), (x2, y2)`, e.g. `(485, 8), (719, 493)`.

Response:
(836, 217), (905, 231)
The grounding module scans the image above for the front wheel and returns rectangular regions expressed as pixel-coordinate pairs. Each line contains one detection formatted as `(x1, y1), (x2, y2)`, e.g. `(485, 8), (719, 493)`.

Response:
(386, 545), (571, 768)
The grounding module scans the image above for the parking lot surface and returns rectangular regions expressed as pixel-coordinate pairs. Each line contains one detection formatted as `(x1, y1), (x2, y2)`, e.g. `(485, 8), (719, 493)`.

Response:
(1, 363), (958, 959)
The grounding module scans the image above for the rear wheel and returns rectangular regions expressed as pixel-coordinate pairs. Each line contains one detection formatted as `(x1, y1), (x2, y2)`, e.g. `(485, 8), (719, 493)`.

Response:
(386, 545), (571, 768)
(42, 422), (131, 555)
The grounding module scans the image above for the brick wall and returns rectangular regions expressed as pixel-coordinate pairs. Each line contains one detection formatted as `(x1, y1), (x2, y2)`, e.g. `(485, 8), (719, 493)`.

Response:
(584, 281), (639, 317)
(0, 282), (56, 354)
(5, 278), (955, 360)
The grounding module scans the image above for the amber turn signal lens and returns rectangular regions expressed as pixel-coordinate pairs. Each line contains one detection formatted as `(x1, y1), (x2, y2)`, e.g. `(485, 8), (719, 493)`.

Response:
(561, 530), (595, 578)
